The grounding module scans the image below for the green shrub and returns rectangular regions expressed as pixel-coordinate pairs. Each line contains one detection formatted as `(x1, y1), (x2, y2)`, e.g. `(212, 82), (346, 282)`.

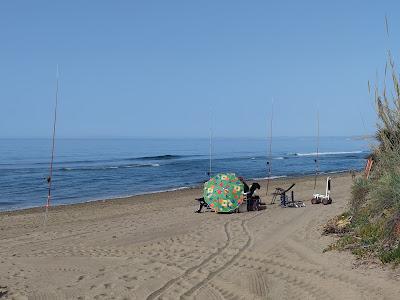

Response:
(329, 51), (400, 265)
(380, 244), (400, 264)
(350, 207), (370, 228)
(350, 177), (370, 214)
(323, 234), (356, 252)
(357, 222), (383, 246)
(352, 247), (368, 258)
(370, 167), (400, 214)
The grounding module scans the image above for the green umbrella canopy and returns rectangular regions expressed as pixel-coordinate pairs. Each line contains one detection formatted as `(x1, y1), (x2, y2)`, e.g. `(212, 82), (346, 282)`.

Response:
(203, 173), (245, 213)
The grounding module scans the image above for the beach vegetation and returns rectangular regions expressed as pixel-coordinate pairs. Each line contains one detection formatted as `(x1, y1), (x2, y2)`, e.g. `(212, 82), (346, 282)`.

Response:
(325, 53), (400, 265)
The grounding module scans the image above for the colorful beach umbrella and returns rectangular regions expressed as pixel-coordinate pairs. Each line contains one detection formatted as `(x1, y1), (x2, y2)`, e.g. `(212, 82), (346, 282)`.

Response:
(203, 173), (244, 213)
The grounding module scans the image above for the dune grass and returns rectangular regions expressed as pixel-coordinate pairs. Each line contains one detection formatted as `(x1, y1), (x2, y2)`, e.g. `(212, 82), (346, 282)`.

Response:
(326, 53), (400, 264)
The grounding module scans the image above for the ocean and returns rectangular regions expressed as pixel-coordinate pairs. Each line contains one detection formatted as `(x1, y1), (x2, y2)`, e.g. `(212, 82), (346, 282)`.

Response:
(0, 137), (371, 211)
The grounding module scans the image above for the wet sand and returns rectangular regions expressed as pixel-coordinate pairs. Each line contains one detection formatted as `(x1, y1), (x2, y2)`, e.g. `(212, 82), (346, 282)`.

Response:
(1, 173), (399, 299)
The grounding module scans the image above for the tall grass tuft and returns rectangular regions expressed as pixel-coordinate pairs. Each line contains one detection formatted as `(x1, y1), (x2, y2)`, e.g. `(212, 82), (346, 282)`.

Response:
(350, 177), (370, 215)
(331, 52), (400, 264)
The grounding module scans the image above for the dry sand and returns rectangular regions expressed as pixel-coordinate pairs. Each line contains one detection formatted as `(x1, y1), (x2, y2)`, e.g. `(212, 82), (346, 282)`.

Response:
(1, 173), (400, 299)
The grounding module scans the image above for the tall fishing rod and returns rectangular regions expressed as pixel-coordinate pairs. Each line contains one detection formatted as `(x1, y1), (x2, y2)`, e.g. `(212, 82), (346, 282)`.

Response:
(313, 110), (320, 193)
(44, 66), (59, 222)
(208, 125), (212, 179)
(208, 111), (213, 179)
(266, 99), (274, 197)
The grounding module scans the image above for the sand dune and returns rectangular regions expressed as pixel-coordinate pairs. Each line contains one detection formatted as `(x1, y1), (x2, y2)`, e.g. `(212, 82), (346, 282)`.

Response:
(1, 174), (399, 299)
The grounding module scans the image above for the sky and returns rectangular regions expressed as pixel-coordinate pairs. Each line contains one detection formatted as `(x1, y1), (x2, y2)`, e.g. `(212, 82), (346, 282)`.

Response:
(1, 0), (400, 138)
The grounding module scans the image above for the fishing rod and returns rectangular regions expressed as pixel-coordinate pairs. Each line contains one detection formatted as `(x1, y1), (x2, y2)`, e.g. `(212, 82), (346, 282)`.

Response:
(44, 66), (59, 223)
(266, 99), (274, 197)
(208, 111), (213, 179)
(209, 124), (212, 179)
(313, 110), (320, 193)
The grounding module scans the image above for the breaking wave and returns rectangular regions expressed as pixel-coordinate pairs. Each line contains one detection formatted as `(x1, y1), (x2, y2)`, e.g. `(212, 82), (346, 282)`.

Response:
(27, 154), (186, 167)
(253, 175), (288, 180)
(136, 155), (185, 160)
(293, 151), (363, 157)
(60, 163), (160, 171)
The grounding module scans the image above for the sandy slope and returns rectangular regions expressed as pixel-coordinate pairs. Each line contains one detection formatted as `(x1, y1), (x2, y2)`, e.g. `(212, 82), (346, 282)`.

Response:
(1, 173), (399, 299)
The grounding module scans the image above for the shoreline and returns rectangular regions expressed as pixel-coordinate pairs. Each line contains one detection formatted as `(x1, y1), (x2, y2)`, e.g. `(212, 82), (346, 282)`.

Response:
(0, 170), (355, 216)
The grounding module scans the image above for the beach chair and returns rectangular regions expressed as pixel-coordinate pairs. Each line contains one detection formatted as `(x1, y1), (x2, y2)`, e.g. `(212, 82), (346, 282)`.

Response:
(270, 183), (305, 207)
(284, 190), (306, 207)
(271, 183), (295, 204)
(195, 197), (212, 213)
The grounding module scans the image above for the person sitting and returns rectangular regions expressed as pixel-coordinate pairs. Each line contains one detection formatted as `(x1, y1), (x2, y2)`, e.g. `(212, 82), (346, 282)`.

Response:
(239, 177), (262, 211)
(247, 182), (261, 211)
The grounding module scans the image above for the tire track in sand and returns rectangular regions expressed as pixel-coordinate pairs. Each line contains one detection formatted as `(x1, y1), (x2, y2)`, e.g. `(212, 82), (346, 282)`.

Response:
(146, 219), (233, 300)
(146, 212), (263, 300)
(179, 212), (262, 299)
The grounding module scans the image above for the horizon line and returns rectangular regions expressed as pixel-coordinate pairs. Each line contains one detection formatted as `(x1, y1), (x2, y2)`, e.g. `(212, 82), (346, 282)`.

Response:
(0, 134), (375, 140)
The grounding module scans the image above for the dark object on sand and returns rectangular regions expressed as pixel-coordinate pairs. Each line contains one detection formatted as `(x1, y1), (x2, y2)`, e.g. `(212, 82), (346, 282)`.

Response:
(245, 182), (263, 211)
(271, 183), (295, 205)
(271, 183), (305, 207)
(0, 286), (8, 299)
(195, 197), (211, 213)
(238, 177), (265, 211)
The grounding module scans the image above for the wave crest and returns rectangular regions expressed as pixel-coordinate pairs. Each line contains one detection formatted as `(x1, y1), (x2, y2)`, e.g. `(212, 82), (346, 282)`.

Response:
(60, 163), (160, 171)
(294, 151), (363, 157)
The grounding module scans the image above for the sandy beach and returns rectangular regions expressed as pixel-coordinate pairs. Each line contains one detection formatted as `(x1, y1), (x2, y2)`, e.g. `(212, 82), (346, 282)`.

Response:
(1, 173), (399, 300)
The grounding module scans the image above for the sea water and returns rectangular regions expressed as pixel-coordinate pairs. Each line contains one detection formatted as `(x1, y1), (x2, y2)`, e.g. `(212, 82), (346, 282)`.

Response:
(0, 137), (371, 211)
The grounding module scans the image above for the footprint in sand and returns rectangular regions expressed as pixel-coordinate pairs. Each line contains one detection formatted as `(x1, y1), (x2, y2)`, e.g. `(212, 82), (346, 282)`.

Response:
(10, 294), (27, 300)
(0, 286), (8, 298)
(104, 283), (115, 289)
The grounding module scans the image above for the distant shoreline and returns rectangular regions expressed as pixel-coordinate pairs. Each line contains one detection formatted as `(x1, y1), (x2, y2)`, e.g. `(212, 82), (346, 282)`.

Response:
(0, 170), (357, 216)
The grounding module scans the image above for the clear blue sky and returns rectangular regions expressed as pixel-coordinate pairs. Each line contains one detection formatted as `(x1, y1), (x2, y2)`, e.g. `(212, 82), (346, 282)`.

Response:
(1, 1), (399, 138)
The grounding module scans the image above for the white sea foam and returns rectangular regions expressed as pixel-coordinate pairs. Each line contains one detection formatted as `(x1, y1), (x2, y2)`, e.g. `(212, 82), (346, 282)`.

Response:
(294, 151), (363, 157)
(61, 163), (161, 171)
(253, 175), (288, 180)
